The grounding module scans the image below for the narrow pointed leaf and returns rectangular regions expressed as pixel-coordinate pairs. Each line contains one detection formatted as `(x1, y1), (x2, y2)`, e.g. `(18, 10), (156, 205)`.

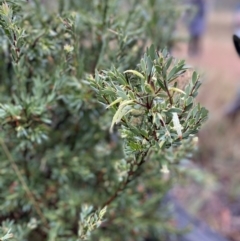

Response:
(124, 70), (144, 79)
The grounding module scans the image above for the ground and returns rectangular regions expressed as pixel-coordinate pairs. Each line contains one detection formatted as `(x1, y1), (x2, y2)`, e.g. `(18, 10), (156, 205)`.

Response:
(172, 10), (240, 241)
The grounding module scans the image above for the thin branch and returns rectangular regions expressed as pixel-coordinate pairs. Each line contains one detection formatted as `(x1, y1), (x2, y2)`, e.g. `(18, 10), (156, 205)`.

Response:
(101, 150), (150, 208)
(189, 79), (199, 97)
(31, 31), (45, 49)
(0, 139), (49, 229)
(134, 100), (146, 108)
(163, 79), (173, 105)
(155, 87), (162, 95)
(91, 0), (109, 72)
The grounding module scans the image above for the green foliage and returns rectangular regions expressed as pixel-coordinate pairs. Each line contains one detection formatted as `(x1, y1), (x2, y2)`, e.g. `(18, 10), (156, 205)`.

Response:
(0, 222), (14, 241)
(0, 0), (207, 240)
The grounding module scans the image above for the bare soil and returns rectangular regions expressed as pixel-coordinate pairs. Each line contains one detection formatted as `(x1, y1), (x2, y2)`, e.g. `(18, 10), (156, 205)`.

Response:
(173, 10), (240, 241)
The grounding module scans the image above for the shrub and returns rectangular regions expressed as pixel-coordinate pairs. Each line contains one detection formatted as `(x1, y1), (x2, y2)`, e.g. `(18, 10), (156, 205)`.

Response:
(0, 0), (207, 240)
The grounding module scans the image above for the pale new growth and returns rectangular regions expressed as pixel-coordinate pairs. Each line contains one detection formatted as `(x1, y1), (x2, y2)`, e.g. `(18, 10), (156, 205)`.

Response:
(160, 164), (170, 174)
(172, 112), (183, 138)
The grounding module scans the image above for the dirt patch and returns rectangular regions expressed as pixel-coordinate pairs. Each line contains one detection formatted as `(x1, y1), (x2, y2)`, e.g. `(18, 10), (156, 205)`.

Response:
(173, 10), (240, 241)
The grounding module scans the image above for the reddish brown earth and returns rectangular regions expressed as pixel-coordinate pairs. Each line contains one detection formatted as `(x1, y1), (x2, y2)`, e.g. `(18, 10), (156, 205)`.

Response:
(173, 11), (240, 241)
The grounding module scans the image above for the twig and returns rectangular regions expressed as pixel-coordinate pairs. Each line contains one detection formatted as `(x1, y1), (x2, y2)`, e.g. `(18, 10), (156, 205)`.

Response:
(0, 139), (49, 228)
(164, 79), (173, 105)
(101, 150), (150, 208)
(91, 0), (109, 72)
(134, 100), (146, 107)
